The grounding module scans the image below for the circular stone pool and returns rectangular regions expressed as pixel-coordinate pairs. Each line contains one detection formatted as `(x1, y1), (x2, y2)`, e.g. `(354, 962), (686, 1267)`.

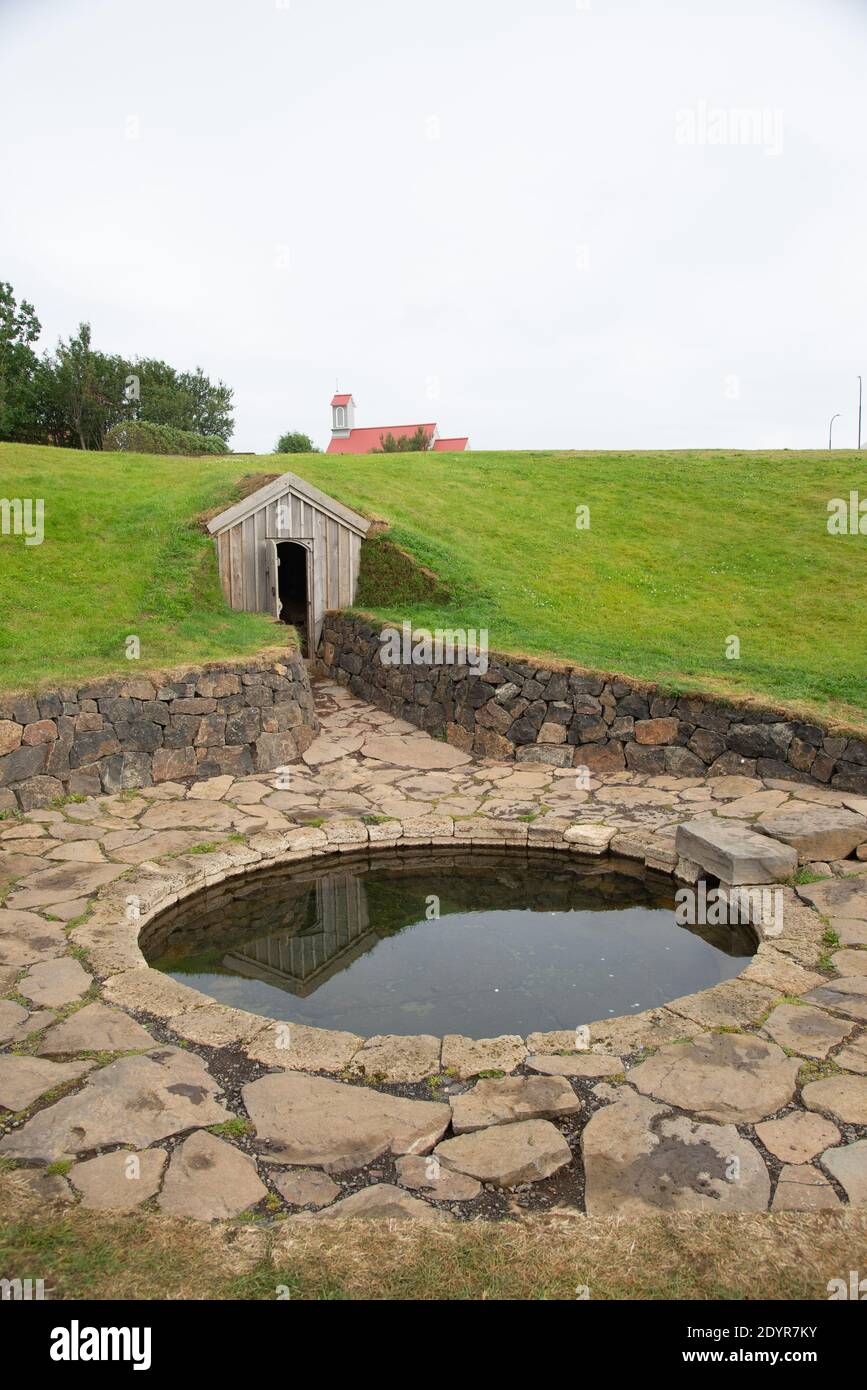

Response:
(142, 849), (756, 1039)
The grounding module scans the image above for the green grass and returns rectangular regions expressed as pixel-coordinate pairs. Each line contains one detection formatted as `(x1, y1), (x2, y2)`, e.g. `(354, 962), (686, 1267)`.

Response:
(285, 448), (867, 729)
(0, 443), (279, 692)
(3, 443), (866, 727)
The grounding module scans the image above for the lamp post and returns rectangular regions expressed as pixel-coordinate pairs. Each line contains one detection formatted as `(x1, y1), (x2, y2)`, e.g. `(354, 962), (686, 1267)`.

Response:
(829, 413), (841, 449)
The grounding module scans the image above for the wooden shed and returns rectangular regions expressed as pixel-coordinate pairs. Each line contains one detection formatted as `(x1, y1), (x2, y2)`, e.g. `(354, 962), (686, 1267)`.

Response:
(207, 470), (371, 655)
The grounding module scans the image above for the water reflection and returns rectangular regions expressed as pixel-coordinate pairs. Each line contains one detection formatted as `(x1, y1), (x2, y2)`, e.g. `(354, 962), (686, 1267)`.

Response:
(143, 850), (756, 1038)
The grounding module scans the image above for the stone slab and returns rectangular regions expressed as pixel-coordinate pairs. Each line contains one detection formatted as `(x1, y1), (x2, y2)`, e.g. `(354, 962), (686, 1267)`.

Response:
(771, 1164), (841, 1211)
(755, 1110), (841, 1164)
(394, 1153), (482, 1201)
(821, 1140), (867, 1206)
(19, 956), (91, 1008)
(581, 1091), (771, 1215)
(0, 910), (68, 968)
(309, 1182), (452, 1221)
(629, 1033), (800, 1124)
(244, 1021), (362, 1073)
(271, 1168), (340, 1209)
(5, 862), (126, 910)
(0, 1054), (95, 1111)
(761, 1003), (854, 1059)
(449, 1075), (581, 1134)
(802, 1074), (867, 1125)
(351, 1034), (441, 1084)
(675, 820), (797, 885)
(69, 1148), (167, 1210)
(440, 1034), (527, 1079)
(158, 1130), (267, 1221)
(0, 1047), (231, 1160)
(242, 1071), (451, 1172)
(38, 1002), (157, 1056)
(434, 1118), (572, 1187)
(803, 978), (867, 1022)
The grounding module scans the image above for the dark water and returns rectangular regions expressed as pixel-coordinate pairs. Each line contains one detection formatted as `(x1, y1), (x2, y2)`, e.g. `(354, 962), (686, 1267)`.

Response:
(143, 850), (756, 1039)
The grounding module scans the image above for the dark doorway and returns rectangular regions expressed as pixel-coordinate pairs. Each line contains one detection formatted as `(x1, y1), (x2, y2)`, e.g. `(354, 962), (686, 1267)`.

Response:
(276, 541), (310, 654)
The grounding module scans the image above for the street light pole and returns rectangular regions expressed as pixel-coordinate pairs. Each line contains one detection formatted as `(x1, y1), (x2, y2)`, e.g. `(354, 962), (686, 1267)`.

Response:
(829, 413), (841, 449)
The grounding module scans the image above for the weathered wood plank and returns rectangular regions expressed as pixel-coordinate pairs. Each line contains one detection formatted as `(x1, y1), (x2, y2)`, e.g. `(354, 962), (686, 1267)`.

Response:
(337, 522), (351, 608)
(242, 515), (256, 609)
(325, 516), (339, 609)
(254, 508), (267, 610)
(228, 524), (244, 610)
(349, 531), (361, 605)
(217, 532), (232, 604)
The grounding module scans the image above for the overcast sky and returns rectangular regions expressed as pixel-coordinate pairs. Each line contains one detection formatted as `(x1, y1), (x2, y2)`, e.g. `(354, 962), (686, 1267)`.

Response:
(2, 0), (866, 452)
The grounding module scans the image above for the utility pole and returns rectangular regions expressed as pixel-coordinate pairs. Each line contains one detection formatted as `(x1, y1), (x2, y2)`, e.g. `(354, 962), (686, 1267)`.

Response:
(829, 413), (841, 449)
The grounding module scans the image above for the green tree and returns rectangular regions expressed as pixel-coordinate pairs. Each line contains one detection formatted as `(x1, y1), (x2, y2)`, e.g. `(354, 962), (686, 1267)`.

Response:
(0, 282), (237, 450)
(179, 366), (234, 441)
(274, 430), (318, 453)
(121, 360), (233, 443)
(129, 359), (189, 430)
(46, 323), (130, 450)
(0, 282), (42, 441)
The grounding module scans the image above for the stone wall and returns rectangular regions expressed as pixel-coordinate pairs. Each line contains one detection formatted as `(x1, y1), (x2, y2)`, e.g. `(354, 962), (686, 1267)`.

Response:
(0, 651), (319, 813)
(318, 614), (867, 793)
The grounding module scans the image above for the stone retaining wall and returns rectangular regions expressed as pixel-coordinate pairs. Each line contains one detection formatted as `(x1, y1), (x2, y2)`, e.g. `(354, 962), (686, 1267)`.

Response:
(318, 614), (867, 792)
(0, 651), (319, 813)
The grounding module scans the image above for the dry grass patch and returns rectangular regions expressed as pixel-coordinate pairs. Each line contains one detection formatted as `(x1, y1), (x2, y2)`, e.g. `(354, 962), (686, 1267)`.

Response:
(2, 1169), (865, 1301)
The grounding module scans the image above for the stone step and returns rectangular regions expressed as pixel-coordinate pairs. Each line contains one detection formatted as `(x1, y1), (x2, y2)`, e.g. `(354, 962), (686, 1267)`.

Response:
(675, 819), (797, 884)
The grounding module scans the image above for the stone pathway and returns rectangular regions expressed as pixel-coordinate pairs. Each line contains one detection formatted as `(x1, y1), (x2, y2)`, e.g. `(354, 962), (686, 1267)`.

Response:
(1, 679), (867, 1222)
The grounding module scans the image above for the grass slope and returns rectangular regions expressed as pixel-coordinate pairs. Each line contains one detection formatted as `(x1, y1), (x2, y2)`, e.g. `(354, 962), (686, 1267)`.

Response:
(0, 443), (279, 692)
(286, 449), (867, 729)
(2, 444), (864, 726)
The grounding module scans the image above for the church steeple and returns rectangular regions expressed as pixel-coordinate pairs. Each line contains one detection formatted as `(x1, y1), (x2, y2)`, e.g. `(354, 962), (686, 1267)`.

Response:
(330, 392), (355, 437)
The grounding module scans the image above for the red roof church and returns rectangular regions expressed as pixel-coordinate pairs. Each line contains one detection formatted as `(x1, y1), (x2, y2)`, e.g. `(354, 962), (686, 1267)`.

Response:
(326, 393), (468, 454)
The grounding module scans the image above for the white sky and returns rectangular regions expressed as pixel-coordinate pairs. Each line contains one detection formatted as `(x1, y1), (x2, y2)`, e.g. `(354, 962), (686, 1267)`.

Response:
(2, 0), (866, 452)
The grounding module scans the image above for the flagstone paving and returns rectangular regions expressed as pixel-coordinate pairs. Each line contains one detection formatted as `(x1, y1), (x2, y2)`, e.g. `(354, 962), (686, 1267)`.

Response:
(1, 678), (867, 1222)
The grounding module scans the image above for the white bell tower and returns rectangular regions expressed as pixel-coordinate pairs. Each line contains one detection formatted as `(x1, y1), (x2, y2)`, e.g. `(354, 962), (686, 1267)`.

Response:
(330, 392), (356, 438)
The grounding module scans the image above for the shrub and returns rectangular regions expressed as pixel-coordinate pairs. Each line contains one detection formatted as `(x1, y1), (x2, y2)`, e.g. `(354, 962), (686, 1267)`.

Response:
(274, 430), (319, 454)
(371, 426), (431, 453)
(103, 421), (229, 455)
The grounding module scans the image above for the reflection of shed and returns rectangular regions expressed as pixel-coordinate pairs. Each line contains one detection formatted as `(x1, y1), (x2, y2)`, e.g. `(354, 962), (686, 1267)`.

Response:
(206, 470), (371, 654)
(223, 871), (374, 996)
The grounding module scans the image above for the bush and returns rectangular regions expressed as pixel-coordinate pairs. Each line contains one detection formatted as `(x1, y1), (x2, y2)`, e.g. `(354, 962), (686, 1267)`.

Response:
(103, 421), (229, 455)
(274, 431), (319, 454)
(371, 426), (431, 453)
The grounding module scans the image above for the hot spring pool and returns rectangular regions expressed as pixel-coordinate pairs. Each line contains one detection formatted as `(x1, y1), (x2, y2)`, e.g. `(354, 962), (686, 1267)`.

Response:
(142, 849), (755, 1039)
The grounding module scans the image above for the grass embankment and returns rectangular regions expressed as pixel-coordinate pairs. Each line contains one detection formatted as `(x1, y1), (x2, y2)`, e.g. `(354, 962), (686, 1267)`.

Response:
(290, 449), (867, 730)
(0, 444), (279, 692)
(1, 1171), (865, 1300)
(2, 444), (865, 727)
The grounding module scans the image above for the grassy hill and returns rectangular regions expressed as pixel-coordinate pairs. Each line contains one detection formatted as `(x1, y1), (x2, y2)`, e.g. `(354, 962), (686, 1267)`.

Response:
(2, 443), (865, 730)
(0, 443), (278, 692)
(287, 448), (867, 730)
